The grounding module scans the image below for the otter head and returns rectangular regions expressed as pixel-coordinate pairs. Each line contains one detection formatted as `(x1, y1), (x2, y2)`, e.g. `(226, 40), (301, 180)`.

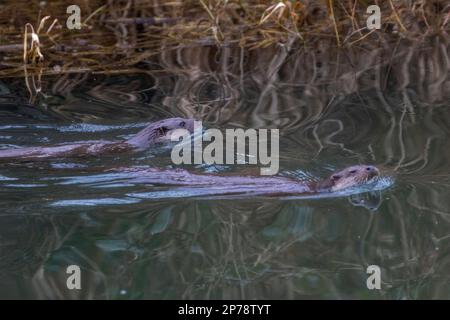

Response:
(127, 118), (195, 150)
(316, 165), (380, 192)
(151, 118), (195, 143)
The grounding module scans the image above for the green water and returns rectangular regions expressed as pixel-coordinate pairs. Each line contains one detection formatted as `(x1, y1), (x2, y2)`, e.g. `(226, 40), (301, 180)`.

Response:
(0, 72), (449, 299)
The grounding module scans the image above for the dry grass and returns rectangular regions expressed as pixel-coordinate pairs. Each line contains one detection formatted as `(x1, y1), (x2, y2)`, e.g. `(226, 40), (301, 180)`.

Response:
(0, 0), (448, 106)
(0, 0), (448, 78)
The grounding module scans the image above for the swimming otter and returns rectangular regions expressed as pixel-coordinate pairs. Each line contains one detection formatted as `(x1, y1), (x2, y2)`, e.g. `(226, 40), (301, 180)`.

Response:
(120, 164), (380, 196)
(0, 118), (194, 161)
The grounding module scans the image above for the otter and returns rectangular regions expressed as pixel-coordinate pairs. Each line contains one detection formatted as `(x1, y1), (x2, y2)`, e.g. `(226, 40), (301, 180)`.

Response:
(0, 118), (194, 161)
(119, 164), (381, 197)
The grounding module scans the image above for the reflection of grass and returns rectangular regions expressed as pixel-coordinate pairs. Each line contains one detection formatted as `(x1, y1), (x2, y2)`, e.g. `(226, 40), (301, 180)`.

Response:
(22, 16), (58, 64)
(2, 174), (450, 299)
(0, 0), (448, 77)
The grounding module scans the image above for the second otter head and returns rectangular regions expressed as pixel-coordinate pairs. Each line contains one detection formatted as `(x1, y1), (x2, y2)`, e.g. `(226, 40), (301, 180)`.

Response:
(152, 118), (195, 142)
(127, 118), (195, 150)
(317, 165), (380, 192)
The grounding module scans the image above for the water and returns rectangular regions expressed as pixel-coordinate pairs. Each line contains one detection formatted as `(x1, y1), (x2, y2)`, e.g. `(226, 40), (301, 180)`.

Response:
(0, 70), (449, 299)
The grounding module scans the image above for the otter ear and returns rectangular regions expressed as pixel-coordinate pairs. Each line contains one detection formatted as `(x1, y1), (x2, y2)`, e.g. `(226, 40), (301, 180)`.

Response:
(331, 174), (341, 181)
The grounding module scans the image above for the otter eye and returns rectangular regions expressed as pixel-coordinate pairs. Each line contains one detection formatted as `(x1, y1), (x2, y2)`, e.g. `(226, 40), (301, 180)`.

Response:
(349, 170), (357, 174)
(179, 121), (185, 127)
(158, 126), (168, 135)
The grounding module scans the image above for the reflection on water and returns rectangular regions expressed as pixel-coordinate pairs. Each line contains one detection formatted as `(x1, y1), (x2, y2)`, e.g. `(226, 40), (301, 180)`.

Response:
(0, 52), (449, 299)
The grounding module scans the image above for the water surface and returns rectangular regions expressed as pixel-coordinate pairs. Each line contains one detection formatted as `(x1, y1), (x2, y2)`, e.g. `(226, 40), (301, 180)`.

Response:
(0, 71), (449, 299)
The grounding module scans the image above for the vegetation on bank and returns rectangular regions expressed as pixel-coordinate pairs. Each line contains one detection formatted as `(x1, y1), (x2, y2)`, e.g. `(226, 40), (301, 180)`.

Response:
(0, 0), (448, 77)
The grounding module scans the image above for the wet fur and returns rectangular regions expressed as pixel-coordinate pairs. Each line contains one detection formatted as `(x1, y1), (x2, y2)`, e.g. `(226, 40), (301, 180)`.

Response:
(115, 164), (380, 196)
(0, 120), (380, 195)
(0, 118), (194, 161)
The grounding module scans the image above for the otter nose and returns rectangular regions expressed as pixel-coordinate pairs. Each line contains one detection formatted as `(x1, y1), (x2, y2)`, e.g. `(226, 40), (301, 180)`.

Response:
(365, 166), (379, 177)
